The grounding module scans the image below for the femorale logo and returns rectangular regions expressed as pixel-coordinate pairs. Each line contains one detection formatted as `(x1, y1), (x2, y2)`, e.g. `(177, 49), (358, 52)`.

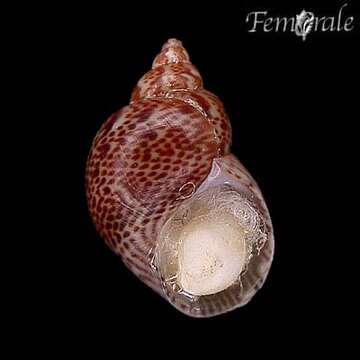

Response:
(246, 3), (355, 41)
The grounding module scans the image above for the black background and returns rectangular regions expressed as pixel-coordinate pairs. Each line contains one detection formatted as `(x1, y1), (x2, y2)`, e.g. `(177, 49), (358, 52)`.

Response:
(25, 0), (359, 350)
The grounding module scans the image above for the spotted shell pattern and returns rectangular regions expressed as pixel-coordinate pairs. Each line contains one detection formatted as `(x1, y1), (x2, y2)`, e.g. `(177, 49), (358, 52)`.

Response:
(86, 39), (274, 317)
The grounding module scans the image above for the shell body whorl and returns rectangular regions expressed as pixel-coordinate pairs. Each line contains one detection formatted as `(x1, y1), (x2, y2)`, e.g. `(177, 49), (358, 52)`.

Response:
(86, 39), (274, 317)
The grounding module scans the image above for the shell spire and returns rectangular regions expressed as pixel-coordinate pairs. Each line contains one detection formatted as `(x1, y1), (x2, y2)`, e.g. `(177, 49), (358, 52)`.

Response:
(130, 38), (231, 155)
(131, 38), (203, 101)
(152, 38), (191, 68)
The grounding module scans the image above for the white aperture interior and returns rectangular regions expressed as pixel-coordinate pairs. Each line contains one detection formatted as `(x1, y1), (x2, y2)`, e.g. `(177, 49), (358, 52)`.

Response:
(177, 212), (246, 296)
(156, 186), (262, 299)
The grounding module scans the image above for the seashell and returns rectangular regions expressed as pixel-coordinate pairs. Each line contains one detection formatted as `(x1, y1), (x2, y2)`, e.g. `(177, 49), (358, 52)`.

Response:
(295, 10), (315, 41)
(85, 39), (274, 317)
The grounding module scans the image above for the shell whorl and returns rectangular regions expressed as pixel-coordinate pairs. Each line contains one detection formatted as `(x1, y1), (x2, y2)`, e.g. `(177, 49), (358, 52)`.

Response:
(131, 39), (231, 155)
(152, 38), (191, 68)
(131, 39), (203, 102)
(85, 39), (273, 317)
